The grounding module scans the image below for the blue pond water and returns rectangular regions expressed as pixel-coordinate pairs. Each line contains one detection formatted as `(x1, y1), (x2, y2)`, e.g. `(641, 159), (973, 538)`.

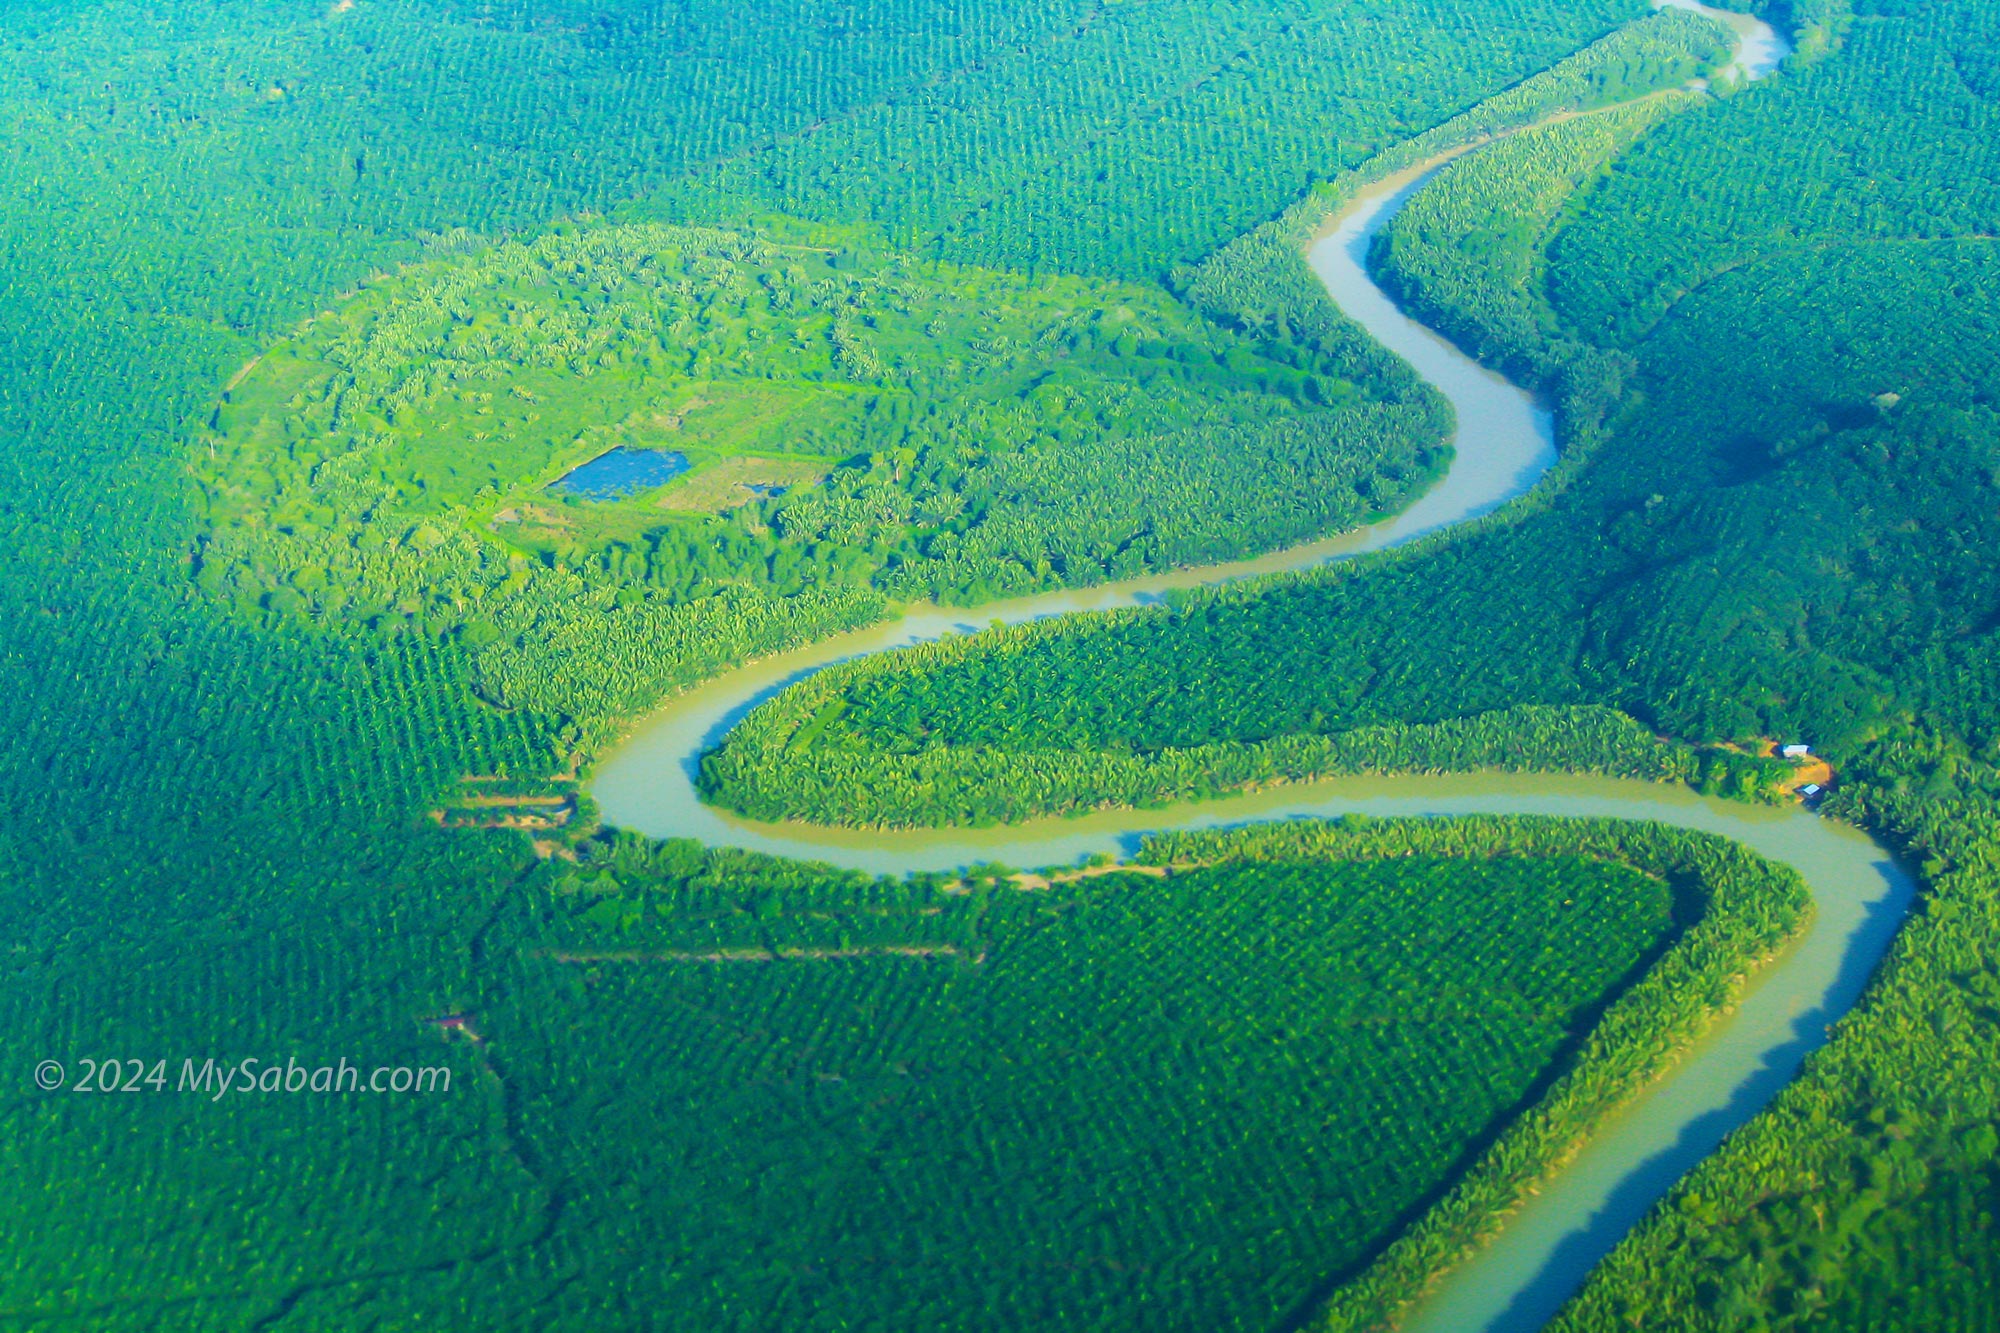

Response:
(549, 447), (691, 500)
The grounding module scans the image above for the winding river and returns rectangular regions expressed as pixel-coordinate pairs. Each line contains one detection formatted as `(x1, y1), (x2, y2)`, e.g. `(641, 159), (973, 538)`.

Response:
(589, 13), (1910, 1331)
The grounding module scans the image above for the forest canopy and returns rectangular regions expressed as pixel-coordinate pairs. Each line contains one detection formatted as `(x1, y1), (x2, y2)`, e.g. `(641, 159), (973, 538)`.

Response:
(695, 1), (2000, 1328)
(9, 0), (2000, 1328)
(193, 217), (1443, 736)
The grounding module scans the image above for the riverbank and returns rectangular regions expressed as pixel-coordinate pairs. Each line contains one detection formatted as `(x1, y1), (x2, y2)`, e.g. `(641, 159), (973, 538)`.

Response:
(580, 9), (1894, 1331)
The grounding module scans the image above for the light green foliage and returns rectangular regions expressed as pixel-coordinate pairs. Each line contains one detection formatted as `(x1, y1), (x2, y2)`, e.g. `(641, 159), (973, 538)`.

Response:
(703, 669), (1802, 823)
(196, 218), (1441, 736)
(697, 14), (1758, 826)
(706, 655), (1689, 823)
(9, 0), (1996, 1322)
(1371, 95), (1688, 444)
(2, 1), (1778, 1322)
(1174, 8), (1730, 405)
(711, 0), (1997, 822)
(695, 0), (2000, 1324)
(447, 815), (1799, 1331)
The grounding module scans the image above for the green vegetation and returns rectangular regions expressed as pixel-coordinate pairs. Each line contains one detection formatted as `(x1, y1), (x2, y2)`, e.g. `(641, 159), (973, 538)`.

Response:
(1173, 6), (1731, 437)
(6, 0), (1786, 1323)
(1374, 98), (1692, 379)
(1370, 93), (1689, 455)
(708, 0), (1998, 824)
(696, 16), (1763, 826)
(11, 0), (2000, 1321)
(1548, 2), (2000, 1325)
(704, 674), (1798, 827)
(1141, 816), (1806, 1332)
(1552, 771), (2000, 1328)
(445, 815), (1798, 1330)
(196, 217), (1442, 736)
(708, 0), (2000, 1324)
(659, 456), (832, 515)
(186, 6), (1739, 751)
(648, 1), (1716, 279)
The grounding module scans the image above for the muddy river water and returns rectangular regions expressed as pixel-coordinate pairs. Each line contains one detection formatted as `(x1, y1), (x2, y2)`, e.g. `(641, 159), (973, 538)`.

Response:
(590, 12), (1903, 1329)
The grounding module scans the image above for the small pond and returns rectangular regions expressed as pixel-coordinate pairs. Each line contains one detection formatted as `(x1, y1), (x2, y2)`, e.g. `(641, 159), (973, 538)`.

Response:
(549, 447), (691, 500)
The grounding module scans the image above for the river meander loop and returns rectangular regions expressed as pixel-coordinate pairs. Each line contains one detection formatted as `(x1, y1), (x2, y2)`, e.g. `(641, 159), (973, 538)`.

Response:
(589, 12), (1908, 1331)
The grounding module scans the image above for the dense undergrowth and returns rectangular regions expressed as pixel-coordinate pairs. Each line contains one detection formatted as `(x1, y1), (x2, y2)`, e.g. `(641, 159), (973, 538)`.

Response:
(184, 8), (1731, 749)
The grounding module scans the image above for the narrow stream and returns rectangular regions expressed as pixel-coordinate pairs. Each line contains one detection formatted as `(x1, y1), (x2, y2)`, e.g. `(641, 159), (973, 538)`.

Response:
(590, 12), (1886, 1330)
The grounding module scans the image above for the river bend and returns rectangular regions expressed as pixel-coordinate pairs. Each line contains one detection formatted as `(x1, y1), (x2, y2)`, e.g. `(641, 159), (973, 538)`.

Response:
(590, 13), (1907, 1330)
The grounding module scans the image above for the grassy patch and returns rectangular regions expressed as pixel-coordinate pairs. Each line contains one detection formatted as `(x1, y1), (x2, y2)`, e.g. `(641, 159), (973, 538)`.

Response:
(657, 455), (834, 515)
